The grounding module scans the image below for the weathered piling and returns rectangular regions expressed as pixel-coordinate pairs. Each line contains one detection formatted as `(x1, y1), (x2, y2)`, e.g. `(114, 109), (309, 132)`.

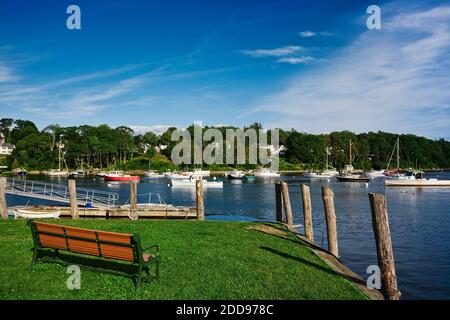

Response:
(301, 184), (314, 242)
(280, 182), (293, 226)
(369, 193), (401, 300)
(196, 179), (204, 221)
(0, 177), (7, 219)
(130, 180), (138, 210)
(68, 179), (79, 219)
(275, 182), (283, 222)
(322, 186), (338, 257)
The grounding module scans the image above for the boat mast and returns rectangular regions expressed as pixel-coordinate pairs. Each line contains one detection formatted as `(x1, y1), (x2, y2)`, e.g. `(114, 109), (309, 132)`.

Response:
(396, 137), (400, 171)
(349, 139), (352, 167)
(58, 143), (61, 171)
(326, 147), (329, 170)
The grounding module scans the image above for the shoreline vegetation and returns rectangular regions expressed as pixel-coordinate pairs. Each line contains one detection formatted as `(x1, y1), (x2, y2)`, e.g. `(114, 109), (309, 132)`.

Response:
(1, 118), (450, 173)
(0, 219), (369, 300)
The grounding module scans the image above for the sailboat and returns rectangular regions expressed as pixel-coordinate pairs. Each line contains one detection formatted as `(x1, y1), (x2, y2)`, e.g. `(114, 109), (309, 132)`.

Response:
(304, 146), (339, 178)
(384, 137), (402, 177)
(337, 139), (370, 182)
(44, 142), (68, 176)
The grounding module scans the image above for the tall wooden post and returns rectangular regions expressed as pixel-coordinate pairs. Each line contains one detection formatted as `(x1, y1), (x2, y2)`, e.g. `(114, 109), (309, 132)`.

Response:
(0, 177), (7, 219)
(280, 182), (293, 226)
(301, 184), (314, 242)
(130, 180), (138, 210)
(369, 193), (401, 300)
(196, 179), (204, 221)
(275, 182), (283, 222)
(68, 179), (79, 219)
(322, 186), (338, 257)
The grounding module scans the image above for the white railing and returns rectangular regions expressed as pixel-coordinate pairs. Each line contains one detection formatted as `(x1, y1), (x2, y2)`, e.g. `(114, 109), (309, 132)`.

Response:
(5, 178), (119, 207)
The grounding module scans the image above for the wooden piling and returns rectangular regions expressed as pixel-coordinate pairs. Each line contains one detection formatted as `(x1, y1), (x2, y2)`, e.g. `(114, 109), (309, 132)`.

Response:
(280, 182), (293, 226)
(322, 186), (338, 257)
(68, 179), (79, 219)
(275, 182), (283, 222)
(301, 184), (314, 242)
(130, 180), (138, 210)
(369, 193), (401, 300)
(196, 179), (204, 221)
(0, 177), (7, 219)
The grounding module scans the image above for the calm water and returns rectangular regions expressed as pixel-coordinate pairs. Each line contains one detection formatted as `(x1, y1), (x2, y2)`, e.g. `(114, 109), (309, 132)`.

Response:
(5, 171), (450, 300)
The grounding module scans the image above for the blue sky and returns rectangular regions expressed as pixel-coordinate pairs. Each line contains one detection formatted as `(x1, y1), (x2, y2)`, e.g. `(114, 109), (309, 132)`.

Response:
(0, 0), (449, 138)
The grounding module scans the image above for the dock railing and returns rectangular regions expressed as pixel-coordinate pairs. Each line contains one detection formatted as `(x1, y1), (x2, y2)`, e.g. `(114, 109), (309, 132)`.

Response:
(5, 178), (119, 207)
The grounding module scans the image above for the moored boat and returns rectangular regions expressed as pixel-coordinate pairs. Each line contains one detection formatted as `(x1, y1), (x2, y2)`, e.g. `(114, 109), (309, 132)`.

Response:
(14, 208), (61, 219)
(170, 177), (223, 188)
(385, 170), (450, 186)
(44, 169), (69, 176)
(254, 168), (280, 178)
(144, 171), (165, 179)
(337, 173), (370, 182)
(227, 169), (245, 179)
(365, 170), (385, 178)
(104, 171), (140, 182)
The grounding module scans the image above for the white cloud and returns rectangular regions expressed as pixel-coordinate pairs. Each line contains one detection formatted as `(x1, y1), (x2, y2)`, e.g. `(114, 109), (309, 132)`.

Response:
(299, 31), (316, 38)
(239, 46), (303, 57)
(246, 5), (450, 138)
(128, 125), (177, 135)
(276, 56), (314, 64)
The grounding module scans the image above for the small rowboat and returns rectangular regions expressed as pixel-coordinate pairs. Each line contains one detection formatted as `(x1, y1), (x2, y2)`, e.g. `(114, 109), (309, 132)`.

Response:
(14, 208), (60, 219)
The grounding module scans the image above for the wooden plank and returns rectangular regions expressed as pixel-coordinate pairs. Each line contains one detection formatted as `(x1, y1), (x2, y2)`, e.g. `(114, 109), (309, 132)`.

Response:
(280, 182), (293, 226)
(196, 180), (204, 221)
(0, 177), (7, 219)
(275, 182), (283, 222)
(68, 179), (79, 219)
(322, 186), (338, 257)
(301, 184), (314, 242)
(369, 193), (401, 300)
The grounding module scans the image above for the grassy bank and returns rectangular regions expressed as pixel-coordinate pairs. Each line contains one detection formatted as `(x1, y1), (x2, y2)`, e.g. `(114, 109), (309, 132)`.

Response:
(0, 219), (367, 300)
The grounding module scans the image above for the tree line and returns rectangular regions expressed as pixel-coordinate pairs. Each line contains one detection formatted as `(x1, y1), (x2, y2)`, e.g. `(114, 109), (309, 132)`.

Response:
(1, 118), (449, 171)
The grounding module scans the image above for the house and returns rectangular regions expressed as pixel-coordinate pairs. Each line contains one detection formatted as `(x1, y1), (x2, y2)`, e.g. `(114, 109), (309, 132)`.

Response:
(0, 136), (15, 155)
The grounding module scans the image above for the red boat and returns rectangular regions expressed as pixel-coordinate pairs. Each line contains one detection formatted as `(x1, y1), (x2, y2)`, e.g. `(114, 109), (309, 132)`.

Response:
(104, 171), (140, 182)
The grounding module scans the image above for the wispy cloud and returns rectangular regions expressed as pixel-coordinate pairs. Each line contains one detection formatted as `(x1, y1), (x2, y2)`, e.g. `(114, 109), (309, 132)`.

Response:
(239, 46), (304, 57)
(299, 31), (316, 38)
(246, 4), (450, 138)
(276, 56), (314, 64)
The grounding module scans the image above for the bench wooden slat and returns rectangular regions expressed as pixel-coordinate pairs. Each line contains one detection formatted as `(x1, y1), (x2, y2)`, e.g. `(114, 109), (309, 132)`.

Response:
(27, 220), (160, 288)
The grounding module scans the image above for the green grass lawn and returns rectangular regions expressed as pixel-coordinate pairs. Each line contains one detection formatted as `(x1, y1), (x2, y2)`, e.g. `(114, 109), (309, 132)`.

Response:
(0, 219), (367, 300)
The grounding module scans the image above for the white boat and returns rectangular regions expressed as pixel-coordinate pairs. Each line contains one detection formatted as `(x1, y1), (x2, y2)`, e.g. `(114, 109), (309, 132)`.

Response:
(14, 208), (61, 219)
(227, 169), (245, 179)
(144, 171), (165, 179)
(170, 177), (223, 188)
(45, 142), (68, 176)
(304, 169), (339, 179)
(192, 169), (211, 177)
(45, 169), (69, 176)
(365, 170), (386, 178)
(385, 170), (450, 186)
(254, 168), (280, 178)
(96, 171), (108, 177)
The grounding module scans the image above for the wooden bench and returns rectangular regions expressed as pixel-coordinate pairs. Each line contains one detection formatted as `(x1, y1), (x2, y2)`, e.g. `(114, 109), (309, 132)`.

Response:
(27, 219), (160, 288)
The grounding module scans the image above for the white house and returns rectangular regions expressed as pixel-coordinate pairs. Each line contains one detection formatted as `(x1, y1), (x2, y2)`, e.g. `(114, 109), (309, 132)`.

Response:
(0, 136), (15, 155)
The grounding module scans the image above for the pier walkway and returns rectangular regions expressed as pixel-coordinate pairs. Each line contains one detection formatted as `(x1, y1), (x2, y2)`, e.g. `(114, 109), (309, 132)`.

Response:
(4, 178), (119, 208)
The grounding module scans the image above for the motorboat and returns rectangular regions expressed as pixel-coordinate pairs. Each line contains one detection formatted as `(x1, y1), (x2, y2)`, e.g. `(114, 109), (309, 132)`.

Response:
(254, 168), (280, 178)
(164, 171), (191, 179)
(104, 171), (140, 182)
(304, 169), (338, 179)
(337, 173), (370, 182)
(170, 177), (223, 188)
(227, 169), (245, 180)
(192, 169), (211, 177)
(69, 169), (85, 177)
(144, 171), (165, 179)
(385, 170), (450, 186)
(365, 170), (385, 178)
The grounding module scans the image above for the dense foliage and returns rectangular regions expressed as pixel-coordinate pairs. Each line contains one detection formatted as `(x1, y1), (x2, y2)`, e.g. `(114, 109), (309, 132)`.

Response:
(1, 118), (449, 171)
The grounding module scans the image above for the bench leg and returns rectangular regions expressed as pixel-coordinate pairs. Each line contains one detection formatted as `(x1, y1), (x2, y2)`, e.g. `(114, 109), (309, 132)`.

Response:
(29, 248), (38, 270)
(135, 265), (143, 289)
(155, 259), (160, 281)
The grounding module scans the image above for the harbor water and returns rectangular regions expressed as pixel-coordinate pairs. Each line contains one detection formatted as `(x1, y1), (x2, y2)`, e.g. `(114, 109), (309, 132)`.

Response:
(5, 171), (450, 299)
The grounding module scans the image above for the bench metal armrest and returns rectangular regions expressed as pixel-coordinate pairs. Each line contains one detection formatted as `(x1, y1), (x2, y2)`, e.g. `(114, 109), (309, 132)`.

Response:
(143, 244), (160, 255)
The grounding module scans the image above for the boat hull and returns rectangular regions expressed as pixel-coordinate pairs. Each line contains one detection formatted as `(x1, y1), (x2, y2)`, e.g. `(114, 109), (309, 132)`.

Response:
(337, 176), (370, 182)
(385, 179), (450, 186)
(104, 176), (140, 182)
